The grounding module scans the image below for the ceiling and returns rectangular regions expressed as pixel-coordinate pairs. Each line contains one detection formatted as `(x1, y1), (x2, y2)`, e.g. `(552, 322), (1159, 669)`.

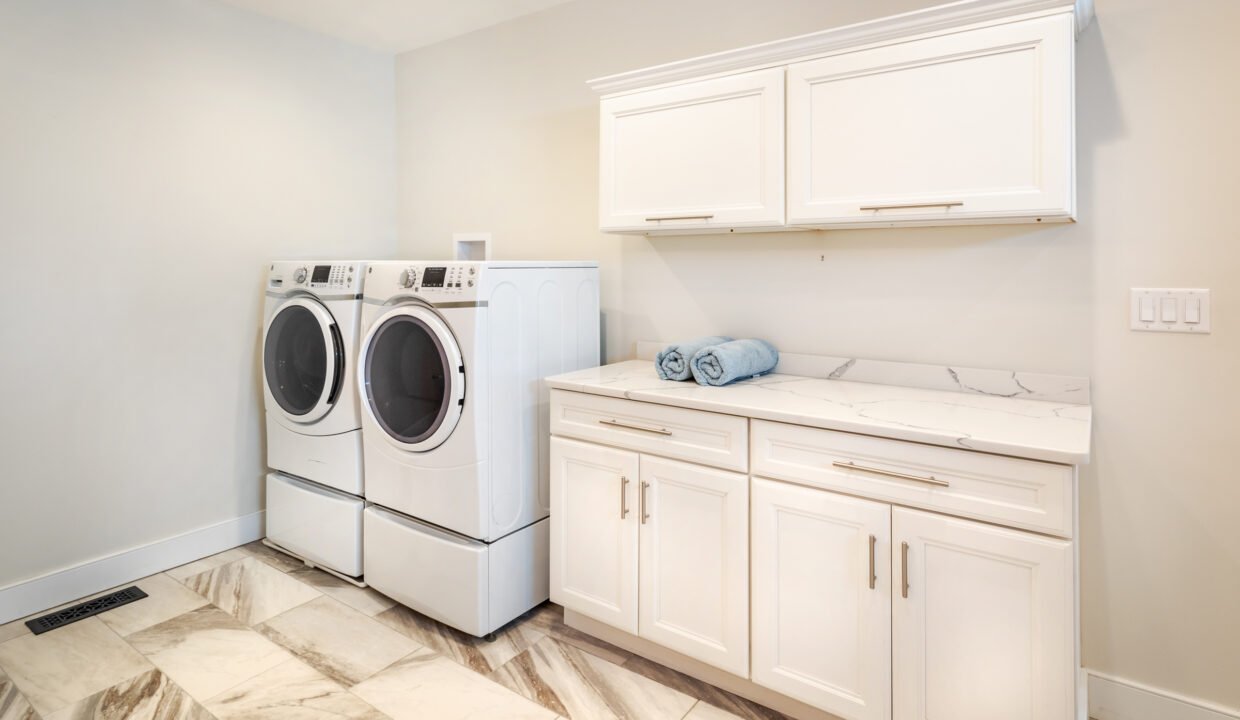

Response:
(217, 0), (575, 54)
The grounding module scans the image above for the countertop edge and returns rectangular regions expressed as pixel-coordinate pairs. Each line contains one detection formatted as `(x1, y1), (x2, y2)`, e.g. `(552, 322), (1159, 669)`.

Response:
(546, 378), (1091, 466)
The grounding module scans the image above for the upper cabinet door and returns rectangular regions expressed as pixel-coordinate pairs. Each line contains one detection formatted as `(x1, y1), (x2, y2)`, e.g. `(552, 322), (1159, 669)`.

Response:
(892, 507), (1074, 720)
(638, 455), (749, 676)
(787, 13), (1075, 227)
(549, 437), (640, 634)
(599, 68), (785, 233)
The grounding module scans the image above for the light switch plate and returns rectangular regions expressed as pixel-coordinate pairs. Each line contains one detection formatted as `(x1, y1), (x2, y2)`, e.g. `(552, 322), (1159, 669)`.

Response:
(1130, 288), (1211, 333)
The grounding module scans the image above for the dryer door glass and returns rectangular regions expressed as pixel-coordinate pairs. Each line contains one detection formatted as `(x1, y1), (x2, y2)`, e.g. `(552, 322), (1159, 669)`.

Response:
(265, 305), (333, 416)
(365, 315), (453, 445)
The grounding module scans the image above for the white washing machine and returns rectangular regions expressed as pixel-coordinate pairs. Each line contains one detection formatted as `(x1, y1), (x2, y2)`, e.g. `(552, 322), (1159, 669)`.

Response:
(358, 260), (599, 636)
(261, 260), (369, 578)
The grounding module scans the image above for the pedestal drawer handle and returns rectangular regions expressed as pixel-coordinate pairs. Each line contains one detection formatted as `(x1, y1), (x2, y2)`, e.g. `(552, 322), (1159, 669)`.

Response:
(599, 418), (673, 436)
(832, 461), (950, 488)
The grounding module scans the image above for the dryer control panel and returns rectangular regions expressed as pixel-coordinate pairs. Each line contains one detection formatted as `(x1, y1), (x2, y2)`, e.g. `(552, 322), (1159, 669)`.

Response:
(391, 263), (478, 297)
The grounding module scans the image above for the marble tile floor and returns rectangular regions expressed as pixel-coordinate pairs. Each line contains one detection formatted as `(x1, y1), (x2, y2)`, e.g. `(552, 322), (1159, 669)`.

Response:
(0, 542), (793, 720)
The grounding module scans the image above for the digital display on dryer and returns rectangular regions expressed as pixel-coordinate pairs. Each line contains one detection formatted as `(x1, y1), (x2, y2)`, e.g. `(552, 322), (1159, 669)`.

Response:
(311, 265), (331, 284)
(422, 267), (446, 287)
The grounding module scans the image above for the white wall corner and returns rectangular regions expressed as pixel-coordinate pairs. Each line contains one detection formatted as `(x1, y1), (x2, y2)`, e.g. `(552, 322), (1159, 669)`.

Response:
(1089, 671), (1240, 720)
(0, 511), (265, 625)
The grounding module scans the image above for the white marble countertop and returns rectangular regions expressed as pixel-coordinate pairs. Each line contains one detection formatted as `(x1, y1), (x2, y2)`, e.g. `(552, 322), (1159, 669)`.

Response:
(546, 360), (1092, 465)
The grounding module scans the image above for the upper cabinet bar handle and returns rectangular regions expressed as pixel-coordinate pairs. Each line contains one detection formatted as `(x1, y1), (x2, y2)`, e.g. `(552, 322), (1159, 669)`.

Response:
(858, 201), (964, 212)
(599, 418), (673, 436)
(640, 481), (650, 524)
(833, 461), (949, 488)
(868, 534), (877, 590)
(619, 476), (630, 519)
(644, 214), (715, 222)
(901, 541), (910, 599)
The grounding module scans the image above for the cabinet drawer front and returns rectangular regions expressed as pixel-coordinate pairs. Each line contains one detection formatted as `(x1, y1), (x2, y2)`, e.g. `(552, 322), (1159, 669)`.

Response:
(599, 67), (785, 232)
(751, 420), (1073, 537)
(787, 12), (1074, 226)
(551, 390), (748, 471)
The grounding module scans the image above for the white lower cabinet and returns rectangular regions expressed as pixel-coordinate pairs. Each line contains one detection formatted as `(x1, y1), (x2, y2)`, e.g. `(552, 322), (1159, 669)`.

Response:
(751, 478), (892, 720)
(639, 455), (749, 676)
(550, 436), (750, 675)
(892, 507), (1073, 720)
(549, 437), (639, 633)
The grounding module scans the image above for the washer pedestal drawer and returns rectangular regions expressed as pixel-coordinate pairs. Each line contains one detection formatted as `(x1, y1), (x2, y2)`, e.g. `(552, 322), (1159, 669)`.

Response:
(266, 472), (364, 577)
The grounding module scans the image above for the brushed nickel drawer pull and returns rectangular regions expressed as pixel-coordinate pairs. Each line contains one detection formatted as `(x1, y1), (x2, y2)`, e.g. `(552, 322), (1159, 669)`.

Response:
(901, 542), (910, 599)
(868, 534), (877, 590)
(859, 201), (964, 212)
(833, 461), (949, 488)
(645, 214), (715, 222)
(599, 418), (673, 436)
(620, 476), (630, 519)
(640, 481), (650, 524)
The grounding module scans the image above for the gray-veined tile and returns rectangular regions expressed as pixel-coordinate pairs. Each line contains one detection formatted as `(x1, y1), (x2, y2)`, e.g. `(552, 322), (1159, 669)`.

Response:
(257, 595), (418, 686)
(95, 573), (208, 638)
(287, 567), (395, 617)
(352, 647), (554, 720)
(374, 603), (542, 675)
(203, 658), (386, 719)
(124, 605), (289, 702)
(165, 548), (248, 583)
(0, 666), (39, 720)
(182, 557), (319, 626)
(44, 668), (209, 720)
(621, 655), (792, 720)
(489, 636), (696, 720)
(0, 618), (152, 717)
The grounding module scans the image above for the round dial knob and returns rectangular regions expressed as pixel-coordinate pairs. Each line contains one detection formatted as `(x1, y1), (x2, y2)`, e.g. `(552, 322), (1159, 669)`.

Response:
(293, 267), (308, 284)
(398, 268), (416, 288)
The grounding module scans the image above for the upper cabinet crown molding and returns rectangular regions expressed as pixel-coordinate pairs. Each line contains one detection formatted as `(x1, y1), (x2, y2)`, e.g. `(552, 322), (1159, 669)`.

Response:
(588, 0), (1093, 97)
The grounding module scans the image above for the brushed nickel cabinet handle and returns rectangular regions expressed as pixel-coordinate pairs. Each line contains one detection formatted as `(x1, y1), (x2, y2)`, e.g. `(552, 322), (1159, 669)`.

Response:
(832, 461), (949, 488)
(901, 541), (910, 599)
(868, 534), (877, 590)
(599, 418), (673, 436)
(620, 476), (630, 519)
(640, 481), (650, 524)
(644, 214), (715, 222)
(859, 201), (964, 212)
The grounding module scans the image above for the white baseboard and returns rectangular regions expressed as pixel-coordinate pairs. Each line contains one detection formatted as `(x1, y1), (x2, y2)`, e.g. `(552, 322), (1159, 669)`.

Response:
(1089, 671), (1240, 720)
(0, 511), (265, 625)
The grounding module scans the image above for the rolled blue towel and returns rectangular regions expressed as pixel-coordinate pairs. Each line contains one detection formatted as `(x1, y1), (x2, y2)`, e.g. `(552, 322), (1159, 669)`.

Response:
(656, 336), (733, 381)
(690, 339), (779, 387)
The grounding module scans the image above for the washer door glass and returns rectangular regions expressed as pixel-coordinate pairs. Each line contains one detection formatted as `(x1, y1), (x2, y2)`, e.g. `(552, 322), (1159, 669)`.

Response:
(264, 302), (341, 418)
(365, 314), (454, 445)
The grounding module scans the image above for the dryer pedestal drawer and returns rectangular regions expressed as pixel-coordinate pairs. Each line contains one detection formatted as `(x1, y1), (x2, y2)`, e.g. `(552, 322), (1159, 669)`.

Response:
(550, 389), (748, 472)
(265, 418), (363, 496)
(363, 506), (549, 637)
(751, 420), (1074, 537)
(266, 473), (363, 577)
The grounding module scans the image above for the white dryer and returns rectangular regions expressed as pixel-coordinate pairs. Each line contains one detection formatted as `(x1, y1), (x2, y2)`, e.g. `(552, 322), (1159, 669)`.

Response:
(261, 260), (368, 578)
(358, 260), (599, 636)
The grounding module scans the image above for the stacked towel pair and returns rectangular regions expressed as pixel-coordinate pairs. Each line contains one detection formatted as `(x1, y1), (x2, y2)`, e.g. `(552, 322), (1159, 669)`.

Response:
(656, 336), (779, 387)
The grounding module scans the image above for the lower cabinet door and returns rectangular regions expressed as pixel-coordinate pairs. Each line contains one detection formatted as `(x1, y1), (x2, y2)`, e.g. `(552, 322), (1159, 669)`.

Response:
(638, 455), (749, 676)
(751, 477), (892, 720)
(892, 507), (1073, 720)
(550, 437), (639, 634)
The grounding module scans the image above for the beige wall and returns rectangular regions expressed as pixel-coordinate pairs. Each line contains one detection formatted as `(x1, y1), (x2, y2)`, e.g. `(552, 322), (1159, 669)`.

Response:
(395, 0), (1240, 709)
(0, 0), (396, 588)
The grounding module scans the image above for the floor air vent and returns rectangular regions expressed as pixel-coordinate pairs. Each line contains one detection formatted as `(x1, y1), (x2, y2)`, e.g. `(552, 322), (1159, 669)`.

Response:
(25, 586), (148, 635)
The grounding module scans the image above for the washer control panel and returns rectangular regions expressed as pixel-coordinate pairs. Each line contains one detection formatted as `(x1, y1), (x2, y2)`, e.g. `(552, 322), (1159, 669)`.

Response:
(268, 261), (362, 293)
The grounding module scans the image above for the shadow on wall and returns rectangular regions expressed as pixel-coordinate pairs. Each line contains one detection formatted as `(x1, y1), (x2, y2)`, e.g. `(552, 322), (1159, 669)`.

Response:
(620, 218), (1091, 375)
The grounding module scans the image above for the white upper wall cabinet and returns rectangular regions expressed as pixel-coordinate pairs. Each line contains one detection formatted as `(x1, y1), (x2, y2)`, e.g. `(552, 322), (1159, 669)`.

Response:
(598, 68), (785, 234)
(590, 0), (1091, 236)
(787, 13), (1075, 227)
